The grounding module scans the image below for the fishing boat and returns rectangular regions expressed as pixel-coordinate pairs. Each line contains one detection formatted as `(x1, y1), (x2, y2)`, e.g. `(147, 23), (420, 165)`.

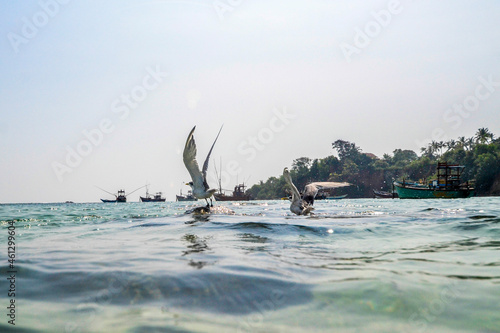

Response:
(98, 185), (146, 203)
(214, 183), (251, 201)
(393, 162), (474, 199)
(140, 187), (166, 202)
(212, 157), (252, 201)
(101, 189), (127, 203)
(176, 189), (197, 202)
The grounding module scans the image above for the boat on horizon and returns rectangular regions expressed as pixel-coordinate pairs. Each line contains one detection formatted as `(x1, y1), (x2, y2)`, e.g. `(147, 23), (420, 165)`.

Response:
(176, 189), (197, 202)
(98, 185), (146, 203)
(212, 158), (252, 201)
(393, 162), (475, 199)
(214, 183), (251, 201)
(140, 186), (166, 202)
(101, 189), (127, 203)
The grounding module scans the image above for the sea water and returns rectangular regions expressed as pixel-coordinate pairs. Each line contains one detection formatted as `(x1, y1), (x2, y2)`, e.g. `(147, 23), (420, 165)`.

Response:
(0, 198), (499, 332)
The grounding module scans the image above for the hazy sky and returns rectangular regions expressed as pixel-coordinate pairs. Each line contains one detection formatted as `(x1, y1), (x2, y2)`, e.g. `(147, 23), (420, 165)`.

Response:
(1, 0), (499, 203)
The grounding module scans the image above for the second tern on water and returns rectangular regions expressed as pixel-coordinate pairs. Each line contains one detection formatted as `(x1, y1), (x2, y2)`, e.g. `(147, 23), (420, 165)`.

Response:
(283, 167), (350, 215)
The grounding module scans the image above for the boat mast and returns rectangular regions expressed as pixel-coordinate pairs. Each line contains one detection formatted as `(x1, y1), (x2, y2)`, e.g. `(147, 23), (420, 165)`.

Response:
(217, 157), (223, 194)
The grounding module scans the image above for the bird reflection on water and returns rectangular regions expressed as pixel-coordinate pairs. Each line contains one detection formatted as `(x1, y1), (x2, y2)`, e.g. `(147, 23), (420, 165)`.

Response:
(182, 233), (212, 269)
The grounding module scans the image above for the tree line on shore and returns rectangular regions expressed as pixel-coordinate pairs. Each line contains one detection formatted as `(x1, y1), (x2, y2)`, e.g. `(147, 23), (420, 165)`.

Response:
(247, 128), (500, 199)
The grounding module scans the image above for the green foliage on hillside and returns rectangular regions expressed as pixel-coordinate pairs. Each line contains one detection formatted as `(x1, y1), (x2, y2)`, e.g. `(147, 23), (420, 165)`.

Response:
(247, 128), (500, 199)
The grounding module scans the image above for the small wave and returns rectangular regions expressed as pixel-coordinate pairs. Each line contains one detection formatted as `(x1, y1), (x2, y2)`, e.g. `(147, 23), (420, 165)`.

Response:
(445, 274), (500, 280)
(131, 222), (171, 228)
(12, 269), (312, 315)
(227, 221), (326, 236)
(469, 215), (497, 220)
(453, 223), (489, 231)
(306, 214), (377, 219)
(229, 222), (273, 230)
(484, 217), (500, 224)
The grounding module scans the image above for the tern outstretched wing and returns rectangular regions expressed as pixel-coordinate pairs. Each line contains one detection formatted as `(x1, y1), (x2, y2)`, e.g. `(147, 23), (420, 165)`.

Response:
(183, 126), (206, 190)
(283, 168), (301, 203)
(201, 125), (223, 188)
(304, 181), (351, 198)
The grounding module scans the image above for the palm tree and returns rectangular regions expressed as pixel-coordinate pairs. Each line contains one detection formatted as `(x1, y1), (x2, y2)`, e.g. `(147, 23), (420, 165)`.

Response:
(475, 128), (494, 144)
(438, 141), (446, 156)
(446, 139), (456, 152)
(429, 141), (441, 157)
(466, 137), (475, 151)
(457, 136), (467, 150)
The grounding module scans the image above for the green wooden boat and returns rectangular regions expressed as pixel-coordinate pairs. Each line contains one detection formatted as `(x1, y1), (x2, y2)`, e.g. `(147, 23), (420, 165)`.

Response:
(394, 162), (475, 199)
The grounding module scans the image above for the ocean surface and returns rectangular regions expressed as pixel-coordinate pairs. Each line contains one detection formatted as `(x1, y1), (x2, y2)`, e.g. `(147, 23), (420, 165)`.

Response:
(1, 198), (499, 333)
